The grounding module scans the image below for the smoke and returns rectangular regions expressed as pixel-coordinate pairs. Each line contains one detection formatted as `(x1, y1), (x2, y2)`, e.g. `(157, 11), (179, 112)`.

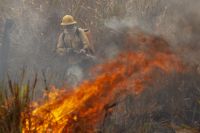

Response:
(105, 17), (138, 31)
(157, 0), (200, 66)
(104, 0), (200, 66)
(1, 0), (200, 87)
(8, 2), (50, 71)
(67, 65), (84, 86)
(0, 1), (63, 85)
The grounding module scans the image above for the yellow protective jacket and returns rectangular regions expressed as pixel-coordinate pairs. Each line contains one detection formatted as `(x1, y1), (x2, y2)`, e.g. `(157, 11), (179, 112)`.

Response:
(56, 28), (94, 55)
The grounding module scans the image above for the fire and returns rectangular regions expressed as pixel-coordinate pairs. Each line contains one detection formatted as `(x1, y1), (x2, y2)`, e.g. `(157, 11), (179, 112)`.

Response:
(22, 31), (184, 132)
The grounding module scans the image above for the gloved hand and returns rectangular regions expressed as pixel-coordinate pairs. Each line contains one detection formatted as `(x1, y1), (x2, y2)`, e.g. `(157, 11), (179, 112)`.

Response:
(80, 49), (86, 54)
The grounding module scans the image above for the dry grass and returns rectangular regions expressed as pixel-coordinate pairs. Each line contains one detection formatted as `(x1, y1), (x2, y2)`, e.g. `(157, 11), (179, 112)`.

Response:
(0, 0), (200, 132)
(101, 71), (200, 133)
(0, 73), (37, 133)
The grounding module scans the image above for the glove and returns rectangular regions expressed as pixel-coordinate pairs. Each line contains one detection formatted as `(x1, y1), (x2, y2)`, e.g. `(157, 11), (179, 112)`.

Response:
(80, 49), (86, 54)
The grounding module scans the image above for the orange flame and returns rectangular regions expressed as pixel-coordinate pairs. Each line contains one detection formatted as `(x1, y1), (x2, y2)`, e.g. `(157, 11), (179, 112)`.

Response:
(22, 31), (184, 132)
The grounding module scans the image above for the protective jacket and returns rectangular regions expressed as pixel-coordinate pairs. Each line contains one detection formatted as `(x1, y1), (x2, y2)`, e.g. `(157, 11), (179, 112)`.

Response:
(56, 28), (94, 55)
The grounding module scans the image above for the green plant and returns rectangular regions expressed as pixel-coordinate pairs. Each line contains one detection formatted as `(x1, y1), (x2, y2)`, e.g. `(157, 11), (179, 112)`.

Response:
(0, 73), (37, 133)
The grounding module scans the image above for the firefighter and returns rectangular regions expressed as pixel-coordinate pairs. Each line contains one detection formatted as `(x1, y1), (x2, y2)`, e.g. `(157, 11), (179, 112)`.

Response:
(56, 15), (94, 56)
(56, 15), (95, 86)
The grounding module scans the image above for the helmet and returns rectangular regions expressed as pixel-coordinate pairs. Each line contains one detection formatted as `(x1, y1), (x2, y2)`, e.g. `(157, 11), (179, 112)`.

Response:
(61, 15), (77, 26)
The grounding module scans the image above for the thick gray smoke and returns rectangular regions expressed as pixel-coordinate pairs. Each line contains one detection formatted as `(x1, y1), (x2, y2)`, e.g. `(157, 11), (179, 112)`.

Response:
(0, 1), (64, 86)
(8, 3), (54, 71)
(105, 0), (200, 66)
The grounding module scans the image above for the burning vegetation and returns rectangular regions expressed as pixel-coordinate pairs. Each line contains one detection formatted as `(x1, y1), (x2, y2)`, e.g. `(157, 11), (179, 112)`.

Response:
(0, 0), (200, 133)
(21, 30), (188, 132)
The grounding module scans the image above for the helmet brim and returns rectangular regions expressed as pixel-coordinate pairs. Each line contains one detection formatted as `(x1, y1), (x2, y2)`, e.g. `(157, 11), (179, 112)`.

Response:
(60, 21), (77, 26)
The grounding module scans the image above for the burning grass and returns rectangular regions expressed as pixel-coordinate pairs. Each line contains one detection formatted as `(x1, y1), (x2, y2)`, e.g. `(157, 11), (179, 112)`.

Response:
(21, 31), (192, 133)
(0, 31), (199, 133)
(102, 71), (200, 133)
(0, 73), (37, 133)
(0, 1), (200, 132)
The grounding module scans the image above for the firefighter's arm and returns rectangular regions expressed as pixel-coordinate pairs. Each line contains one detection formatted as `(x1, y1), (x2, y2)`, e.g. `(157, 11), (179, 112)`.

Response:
(56, 33), (66, 54)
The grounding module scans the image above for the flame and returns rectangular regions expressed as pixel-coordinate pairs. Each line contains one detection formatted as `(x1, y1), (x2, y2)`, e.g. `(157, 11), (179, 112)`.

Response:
(22, 31), (184, 132)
